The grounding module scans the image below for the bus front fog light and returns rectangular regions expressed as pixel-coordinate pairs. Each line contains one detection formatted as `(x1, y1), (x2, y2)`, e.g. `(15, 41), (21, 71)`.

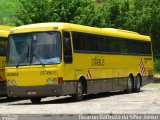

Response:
(9, 91), (14, 94)
(52, 90), (56, 93)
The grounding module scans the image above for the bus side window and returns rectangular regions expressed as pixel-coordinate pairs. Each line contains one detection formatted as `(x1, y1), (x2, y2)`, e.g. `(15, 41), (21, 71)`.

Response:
(63, 32), (72, 63)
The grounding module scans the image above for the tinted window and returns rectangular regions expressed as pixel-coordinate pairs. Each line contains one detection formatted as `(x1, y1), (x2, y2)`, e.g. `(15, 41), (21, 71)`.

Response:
(63, 32), (72, 63)
(72, 31), (152, 56)
(119, 39), (128, 54)
(135, 41), (143, 54)
(128, 41), (135, 54)
(87, 34), (98, 52)
(97, 36), (108, 52)
(144, 42), (151, 55)
(73, 32), (86, 51)
(108, 37), (119, 53)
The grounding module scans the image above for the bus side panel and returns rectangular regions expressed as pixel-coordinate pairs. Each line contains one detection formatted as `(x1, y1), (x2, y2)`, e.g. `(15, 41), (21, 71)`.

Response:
(72, 53), (153, 95)
(87, 79), (113, 94)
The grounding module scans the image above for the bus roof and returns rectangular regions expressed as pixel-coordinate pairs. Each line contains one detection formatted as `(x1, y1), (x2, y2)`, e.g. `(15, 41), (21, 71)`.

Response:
(10, 22), (151, 41)
(0, 25), (13, 31)
(0, 25), (13, 37)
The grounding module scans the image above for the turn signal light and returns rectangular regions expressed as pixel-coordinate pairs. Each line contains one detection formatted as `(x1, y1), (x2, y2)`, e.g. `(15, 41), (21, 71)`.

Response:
(0, 76), (2, 81)
(58, 77), (64, 84)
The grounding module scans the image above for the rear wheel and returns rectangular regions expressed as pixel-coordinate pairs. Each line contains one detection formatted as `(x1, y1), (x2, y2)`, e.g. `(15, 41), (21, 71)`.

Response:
(126, 76), (133, 93)
(72, 80), (83, 101)
(134, 75), (141, 92)
(30, 98), (41, 104)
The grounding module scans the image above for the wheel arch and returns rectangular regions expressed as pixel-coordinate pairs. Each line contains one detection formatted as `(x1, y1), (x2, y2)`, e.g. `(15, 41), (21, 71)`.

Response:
(129, 73), (134, 86)
(129, 73), (134, 81)
(137, 73), (142, 87)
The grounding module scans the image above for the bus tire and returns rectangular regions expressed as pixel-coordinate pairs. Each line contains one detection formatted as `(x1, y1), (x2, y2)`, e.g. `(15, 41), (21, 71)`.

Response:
(126, 75), (133, 93)
(30, 98), (41, 104)
(7, 97), (14, 101)
(72, 80), (83, 101)
(134, 75), (141, 92)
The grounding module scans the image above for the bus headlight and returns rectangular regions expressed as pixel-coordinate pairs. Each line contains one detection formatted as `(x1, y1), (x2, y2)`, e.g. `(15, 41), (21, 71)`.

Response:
(47, 78), (57, 84)
(11, 80), (16, 85)
(7, 80), (16, 85)
(47, 78), (54, 84)
(7, 80), (11, 85)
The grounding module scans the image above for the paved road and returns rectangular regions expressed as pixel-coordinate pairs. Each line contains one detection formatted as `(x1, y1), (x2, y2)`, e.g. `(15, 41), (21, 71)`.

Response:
(0, 83), (160, 115)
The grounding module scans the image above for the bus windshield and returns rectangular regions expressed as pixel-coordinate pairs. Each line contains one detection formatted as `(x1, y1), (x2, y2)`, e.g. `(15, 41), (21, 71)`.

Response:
(7, 31), (61, 66)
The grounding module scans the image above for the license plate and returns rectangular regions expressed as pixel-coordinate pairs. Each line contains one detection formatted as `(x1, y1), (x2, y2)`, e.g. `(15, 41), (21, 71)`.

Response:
(26, 90), (37, 95)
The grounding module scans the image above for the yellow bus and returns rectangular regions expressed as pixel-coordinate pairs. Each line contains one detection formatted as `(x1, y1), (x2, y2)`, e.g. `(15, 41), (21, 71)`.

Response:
(5, 23), (153, 103)
(0, 25), (12, 96)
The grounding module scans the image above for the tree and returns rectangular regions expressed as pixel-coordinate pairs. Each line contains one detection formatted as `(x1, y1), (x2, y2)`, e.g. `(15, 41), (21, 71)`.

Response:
(97, 0), (130, 28)
(15, 0), (50, 25)
(15, 0), (95, 25)
(11, 0), (160, 57)
(127, 0), (160, 57)
(0, 0), (19, 25)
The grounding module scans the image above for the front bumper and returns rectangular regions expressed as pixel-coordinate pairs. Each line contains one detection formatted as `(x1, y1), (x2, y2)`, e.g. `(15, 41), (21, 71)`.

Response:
(7, 82), (76, 97)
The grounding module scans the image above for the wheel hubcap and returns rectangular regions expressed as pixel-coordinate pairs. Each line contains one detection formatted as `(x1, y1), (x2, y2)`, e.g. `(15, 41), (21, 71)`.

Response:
(128, 78), (132, 90)
(136, 77), (140, 89)
(78, 82), (83, 97)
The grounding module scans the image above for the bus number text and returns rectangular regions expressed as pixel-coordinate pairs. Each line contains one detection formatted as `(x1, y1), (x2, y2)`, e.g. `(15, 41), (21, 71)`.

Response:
(40, 70), (56, 75)
(7, 73), (19, 76)
(91, 57), (105, 66)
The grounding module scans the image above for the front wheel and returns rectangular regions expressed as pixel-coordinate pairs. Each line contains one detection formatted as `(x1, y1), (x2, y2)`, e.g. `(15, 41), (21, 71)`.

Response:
(72, 80), (84, 101)
(30, 98), (41, 104)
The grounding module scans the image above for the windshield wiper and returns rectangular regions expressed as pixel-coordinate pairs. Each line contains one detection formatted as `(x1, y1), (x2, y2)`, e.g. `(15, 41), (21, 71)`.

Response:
(32, 53), (45, 67)
(16, 46), (30, 68)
